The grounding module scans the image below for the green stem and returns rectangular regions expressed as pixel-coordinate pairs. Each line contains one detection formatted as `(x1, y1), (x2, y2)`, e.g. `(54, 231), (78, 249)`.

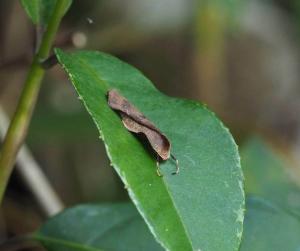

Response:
(0, 0), (68, 203)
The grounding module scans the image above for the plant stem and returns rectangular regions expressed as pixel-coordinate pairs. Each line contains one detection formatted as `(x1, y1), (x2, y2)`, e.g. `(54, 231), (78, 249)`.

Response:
(0, 106), (64, 215)
(0, 0), (68, 203)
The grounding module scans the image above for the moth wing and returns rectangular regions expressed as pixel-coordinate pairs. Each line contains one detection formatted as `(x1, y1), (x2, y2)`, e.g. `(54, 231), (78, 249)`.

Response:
(108, 89), (171, 160)
(108, 89), (158, 131)
(122, 115), (171, 160)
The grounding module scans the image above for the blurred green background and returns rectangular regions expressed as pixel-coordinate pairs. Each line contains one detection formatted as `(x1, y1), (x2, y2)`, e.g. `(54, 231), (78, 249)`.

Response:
(1, 0), (300, 245)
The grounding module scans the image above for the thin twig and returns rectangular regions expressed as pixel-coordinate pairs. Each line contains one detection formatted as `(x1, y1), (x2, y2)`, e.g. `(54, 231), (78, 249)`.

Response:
(0, 106), (64, 216)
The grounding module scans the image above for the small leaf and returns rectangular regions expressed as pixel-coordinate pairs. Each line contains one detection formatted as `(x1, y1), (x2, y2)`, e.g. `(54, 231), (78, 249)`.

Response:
(54, 48), (245, 251)
(20, 0), (72, 26)
(241, 137), (300, 216)
(35, 203), (164, 251)
(240, 196), (300, 251)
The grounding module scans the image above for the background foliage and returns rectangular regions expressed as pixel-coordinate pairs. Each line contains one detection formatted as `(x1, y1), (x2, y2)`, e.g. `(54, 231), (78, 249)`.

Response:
(1, 0), (300, 250)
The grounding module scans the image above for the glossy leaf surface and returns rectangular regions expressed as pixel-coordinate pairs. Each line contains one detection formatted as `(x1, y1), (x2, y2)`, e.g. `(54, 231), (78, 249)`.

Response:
(35, 203), (164, 251)
(53, 49), (244, 251)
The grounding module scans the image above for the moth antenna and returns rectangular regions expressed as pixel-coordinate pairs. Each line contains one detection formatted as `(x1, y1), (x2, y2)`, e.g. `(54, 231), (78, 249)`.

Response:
(156, 156), (163, 177)
(171, 154), (179, 175)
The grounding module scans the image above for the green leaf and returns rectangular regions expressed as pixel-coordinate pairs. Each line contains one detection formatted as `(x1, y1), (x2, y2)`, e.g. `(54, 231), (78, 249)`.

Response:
(241, 137), (300, 216)
(20, 0), (72, 26)
(240, 196), (300, 251)
(35, 203), (163, 251)
(54, 48), (245, 251)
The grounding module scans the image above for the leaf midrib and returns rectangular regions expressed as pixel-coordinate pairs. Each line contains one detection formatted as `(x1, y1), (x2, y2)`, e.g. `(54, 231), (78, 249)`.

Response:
(34, 234), (104, 251)
(56, 50), (194, 251)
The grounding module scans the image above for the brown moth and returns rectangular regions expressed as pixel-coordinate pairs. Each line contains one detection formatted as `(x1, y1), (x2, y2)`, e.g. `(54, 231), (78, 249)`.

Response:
(107, 89), (179, 175)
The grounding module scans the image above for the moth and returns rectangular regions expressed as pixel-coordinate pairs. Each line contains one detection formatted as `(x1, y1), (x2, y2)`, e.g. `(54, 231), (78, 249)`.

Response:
(107, 89), (179, 176)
